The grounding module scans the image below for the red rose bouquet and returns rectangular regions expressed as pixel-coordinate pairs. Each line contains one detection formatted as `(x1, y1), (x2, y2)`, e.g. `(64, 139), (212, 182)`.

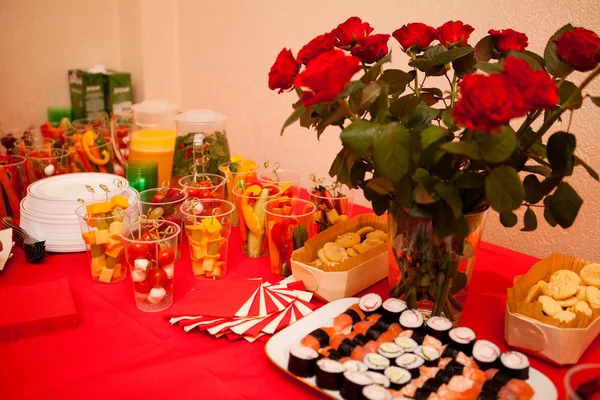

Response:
(269, 19), (600, 319)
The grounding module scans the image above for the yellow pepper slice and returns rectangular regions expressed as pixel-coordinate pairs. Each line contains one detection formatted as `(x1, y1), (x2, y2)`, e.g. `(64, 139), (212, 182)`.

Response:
(82, 130), (111, 165)
(241, 185), (263, 236)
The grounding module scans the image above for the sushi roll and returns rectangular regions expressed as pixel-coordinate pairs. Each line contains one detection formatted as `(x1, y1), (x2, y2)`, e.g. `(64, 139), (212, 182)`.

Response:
(384, 366), (411, 390)
(399, 309), (424, 331)
(395, 353), (425, 379)
(315, 358), (346, 390)
(411, 330), (426, 345)
(413, 387), (434, 400)
(353, 333), (369, 346)
(421, 378), (444, 394)
(394, 336), (418, 353)
(472, 340), (501, 370)
(373, 318), (392, 333)
(365, 326), (384, 341)
(287, 347), (319, 377)
(434, 369), (453, 384)
(476, 391), (499, 400)
(499, 351), (530, 380)
(441, 345), (460, 359)
(359, 293), (383, 315)
(448, 327), (476, 356)
(378, 342), (404, 360)
(381, 298), (407, 323)
(363, 353), (390, 371)
(365, 371), (390, 388)
(300, 327), (334, 350)
(328, 349), (343, 361)
(339, 338), (359, 357)
(444, 360), (465, 376)
(334, 304), (366, 333)
(361, 384), (392, 400)
(481, 378), (504, 396)
(425, 316), (453, 343)
(414, 345), (441, 367)
(343, 359), (369, 373)
(341, 371), (374, 400)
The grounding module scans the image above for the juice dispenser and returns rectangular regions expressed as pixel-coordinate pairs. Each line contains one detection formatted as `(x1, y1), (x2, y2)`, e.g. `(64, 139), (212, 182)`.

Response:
(173, 109), (230, 180)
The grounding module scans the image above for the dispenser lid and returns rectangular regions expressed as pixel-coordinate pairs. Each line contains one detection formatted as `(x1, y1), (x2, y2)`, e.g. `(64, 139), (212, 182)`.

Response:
(175, 109), (226, 124)
(131, 100), (178, 115)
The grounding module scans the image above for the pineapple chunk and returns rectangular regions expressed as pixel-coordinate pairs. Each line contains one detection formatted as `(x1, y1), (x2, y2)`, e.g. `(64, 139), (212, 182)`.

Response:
(191, 243), (208, 260)
(192, 260), (205, 276)
(91, 255), (106, 273)
(109, 221), (123, 238)
(203, 258), (216, 271)
(94, 229), (110, 245)
(202, 218), (222, 234)
(326, 209), (340, 224)
(98, 267), (114, 283)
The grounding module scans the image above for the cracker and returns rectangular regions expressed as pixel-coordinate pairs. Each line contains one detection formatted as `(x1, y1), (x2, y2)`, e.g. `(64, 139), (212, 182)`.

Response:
(542, 280), (577, 300)
(537, 295), (562, 316)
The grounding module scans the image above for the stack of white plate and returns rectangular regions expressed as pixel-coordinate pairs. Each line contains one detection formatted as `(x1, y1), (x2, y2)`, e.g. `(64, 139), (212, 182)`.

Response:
(19, 173), (140, 253)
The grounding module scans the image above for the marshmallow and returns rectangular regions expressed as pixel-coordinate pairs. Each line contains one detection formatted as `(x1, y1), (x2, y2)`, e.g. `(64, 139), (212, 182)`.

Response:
(148, 287), (167, 304)
(44, 164), (55, 176)
(131, 269), (146, 283)
(163, 263), (174, 279)
(194, 202), (204, 214)
(134, 259), (149, 271)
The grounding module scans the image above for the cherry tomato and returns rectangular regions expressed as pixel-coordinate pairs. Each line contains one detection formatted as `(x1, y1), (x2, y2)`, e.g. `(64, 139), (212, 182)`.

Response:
(127, 243), (149, 260)
(282, 187), (294, 198)
(158, 248), (175, 266)
(187, 187), (202, 198)
(153, 193), (165, 203)
(198, 180), (212, 188)
(133, 280), (152, 294)
(147, 268), (168, 288)
(198, 189), (214, 199)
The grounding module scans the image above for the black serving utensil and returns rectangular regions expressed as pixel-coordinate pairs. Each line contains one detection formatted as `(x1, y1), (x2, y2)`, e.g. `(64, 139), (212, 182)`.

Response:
(1, 217), (46, 263)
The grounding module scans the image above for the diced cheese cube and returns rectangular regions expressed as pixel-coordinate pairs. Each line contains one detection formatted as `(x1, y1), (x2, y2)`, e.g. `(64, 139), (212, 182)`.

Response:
(207, 238), (226, 255)
(203, 258), (216, 271)
(191, 243), (207, 260)
(110, 195), (129, 210)
(105, 245), (123, 259)
(91, 255), (106, 273)
(86, 202), (112, 215)
(98, 267), (114, 283)
(94, 229), (110, 245)
(82, 231), (96, 245)
(109, 221), (123, 238)
(192, 260), (205, 276)
(113, 263), (122, 278)
(201, 218), (222, 234)
(105, 237), (122, 250)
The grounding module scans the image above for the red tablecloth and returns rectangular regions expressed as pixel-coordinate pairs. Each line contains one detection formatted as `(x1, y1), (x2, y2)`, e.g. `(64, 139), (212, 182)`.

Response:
(0, 215), (598, 399)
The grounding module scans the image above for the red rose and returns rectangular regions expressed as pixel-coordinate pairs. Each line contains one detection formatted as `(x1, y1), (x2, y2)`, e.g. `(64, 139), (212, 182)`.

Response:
(436, 21), (475, 47)
(350, 34), (390, 64)
(555, 27), (600, 72)
(502, 57), (559, 110)
(392, 23), (437, 52)
(489, 28), (529, 53)
(294, 49), (361, 107)
(332, 17), (374, 47)
(297, 32), (336, 65)
(268, 48), (300, 93)
(453, 74), (528, 132)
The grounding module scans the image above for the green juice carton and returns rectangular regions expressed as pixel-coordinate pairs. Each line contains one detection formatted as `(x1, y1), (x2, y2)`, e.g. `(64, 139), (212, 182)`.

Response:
(103, 70), (133, 116)
(68, 69), (106, 119)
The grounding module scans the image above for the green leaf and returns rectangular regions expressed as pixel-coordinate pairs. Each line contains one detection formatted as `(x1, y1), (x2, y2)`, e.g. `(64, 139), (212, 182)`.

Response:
(454, 172), (485, 188)
(394, 176), (414, 208)
(424, 45), (445, 60)
(558, 81), (583, 109)
(328, 147), (358, 187)
(362, 53), (392, 82)
(523, 174), (544, 204)
(434, 182), (463, 218)
(521, 208), (538, 231)
(389, 95), (421, 118)
(358, 82), (382, 110)
(474, 35), (494, 62)
(340, 120), (379, 155)
(316, 107), (346, 138)
(478, 126), (517, 163)
(485, 165), (525, 212)
(543, 196), (558, 227)
(441, 141), (481, 160)
(441, 109), (456, 130)
(500, 211), (518, 227)
(524, 51), (546, 68)
(379, 69), (415, 95)
(421, 87), (443, 97)
(372, 123), (411, 183)
(371, 195), (390, 215)
(575, 155), (600, 181)
(341, 80), (365, 97)
(591, 96), (600, 107)
(409, 47), (475, 70)
(402, 104), (429, 128)
(452, 54), (477, 78)
(522, 164), (552, 177)
(506, 50), (544, 70)
(544, 24), (574, 78)
(547, 131), (576, 176)
(366, 177), (395, 195)
(421, 126), (448, 149)
(369, 83), (390, 123)
(280, 104), (305, 135)
(549, 182), (583, 228)
(540, 175), (562, 196)
(474, 62), (504, 74)
(413, 181), (438, 204)
(349, 162), (368, 188)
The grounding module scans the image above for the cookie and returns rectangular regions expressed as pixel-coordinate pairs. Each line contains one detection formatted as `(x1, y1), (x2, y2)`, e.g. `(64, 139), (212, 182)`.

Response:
(580, 263), (600, 287)
(346, 248), (359, 258)
(586, 286), (600, 309)
(542, 280), (577, 300)
(366, 230), (387, 242)
(574, 301), (593, 317)
(575, 286), (588, 301)
(362, 238), (384, 248)
(553, 310), (576, 323)
(356, 226), (375, 237)
(550, 269), (581, 286)
(335, 232), (361, 249)
(556, 297), (579, 307)
(537, 295), (562, 316)
(525, 281), (545, 303)
(323, 242), (347, 262)
(318, 248), (329, 263)
(352, 243), (370, 254)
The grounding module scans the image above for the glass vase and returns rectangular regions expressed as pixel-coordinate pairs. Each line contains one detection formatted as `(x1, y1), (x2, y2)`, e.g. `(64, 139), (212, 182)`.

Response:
(387, 210), (487, 323)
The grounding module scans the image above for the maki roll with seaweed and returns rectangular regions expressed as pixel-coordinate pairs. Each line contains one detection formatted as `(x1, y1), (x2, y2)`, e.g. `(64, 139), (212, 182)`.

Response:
(448, 327), (476, 356)
(365, 371), (390, 388)
(334, 303), (365, 333)
(340, 371), (373, 400)
(343, 359), (368, 373)
(500, 351), (530, 380)
(378, 342), (404, 360)
(393, 336), (418, 353)
(300, 327), (334, 350)
(315, 358), (346, 390)
(434, 369), (453, 384)
(339, 338), (359, 357)
(472, 340), (501, 370)
(411, 330), (426, 345)
(399, 310), (424, 332)
(444, 359), (465, 376)
(358, 293), (383, 315)
(384, 366), (411, 390)
(363, 353), (390, 371)
(414, 345), (441, 367)
(362, 384), (392, 400)
(353, 333), (369, 346)
(395, 353), (425, 379)
(288, 347), (319, 377)
(381, 298), (407, 323)
(425, 316), (453, 343)
(365, 325), (384, 341)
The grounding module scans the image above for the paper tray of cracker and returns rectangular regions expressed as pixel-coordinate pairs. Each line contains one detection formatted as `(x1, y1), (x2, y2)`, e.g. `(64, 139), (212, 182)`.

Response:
(290, 213), (388, 302)
(505, 253), (600, 365)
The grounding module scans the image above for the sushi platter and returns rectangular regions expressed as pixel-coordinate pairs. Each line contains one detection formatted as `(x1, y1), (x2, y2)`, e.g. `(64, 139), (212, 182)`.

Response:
(265, 296), (558, 400)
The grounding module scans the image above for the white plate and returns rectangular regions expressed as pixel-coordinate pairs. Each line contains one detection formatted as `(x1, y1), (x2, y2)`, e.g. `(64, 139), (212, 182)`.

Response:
(265, 298), (558, 400)
(27, 173), (128, 201)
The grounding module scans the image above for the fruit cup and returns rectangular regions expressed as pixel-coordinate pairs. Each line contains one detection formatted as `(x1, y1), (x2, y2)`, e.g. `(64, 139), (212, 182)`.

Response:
(178, 173), (227, 200)
(218, 159), (258, 226)
(258, 169), (302, 198)
(309, 186), (355, 233)
(233, 182), (282, 258)
(138, 187), (188, 261)
(62, 130), (115, 174)
(181, 199), (234, 279)
(75, 194), (131, 284)
(263, 198), (315, 277)
(121, 219), (180, 312)
(25, 148), (70, 182)
(0, 155), (27, 218)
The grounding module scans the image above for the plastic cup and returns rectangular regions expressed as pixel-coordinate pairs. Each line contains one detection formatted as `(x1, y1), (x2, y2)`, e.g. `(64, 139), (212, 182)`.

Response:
(233, 183), (282, 258)
(181, 199), (234, 279)
(128, 128), (177, 186)
(13, 137), (56, 156)
(76, 204), (129, 284)
(25, 148), (70, 181)
(309, 189), (355, 233)
(121, 219), (180, 312)
(263, 198), (315, 276)
(0, 155), (27, 218)
(565, 364), (600, 399)
(126, 161), (159, 192)
(72, 116), (109, 135)
(178, 173), (227, 200)
(258, 169), (302, 198)
(218, 161), (258, 227)
(62, 131), (115, 173)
